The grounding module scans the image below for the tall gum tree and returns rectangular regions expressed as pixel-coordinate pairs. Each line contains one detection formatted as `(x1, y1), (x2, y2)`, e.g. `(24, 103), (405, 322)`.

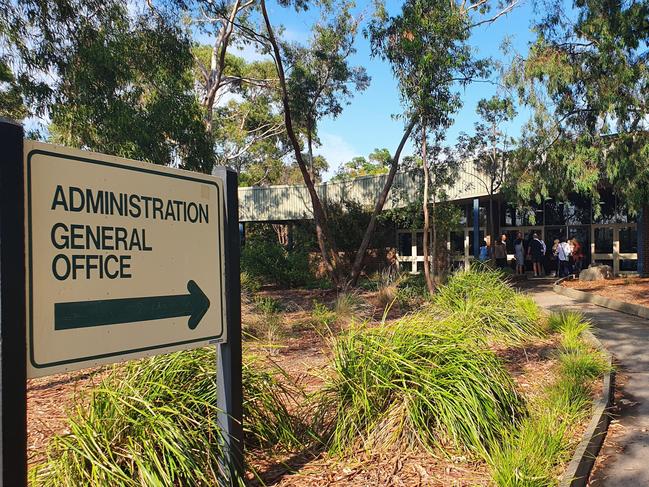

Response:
(349, 0), (515, 288)
(259, 0), (369, 286)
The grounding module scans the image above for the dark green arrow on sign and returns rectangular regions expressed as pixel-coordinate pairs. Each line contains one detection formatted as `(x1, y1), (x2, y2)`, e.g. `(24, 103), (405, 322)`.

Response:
(54, 280), (210, 331)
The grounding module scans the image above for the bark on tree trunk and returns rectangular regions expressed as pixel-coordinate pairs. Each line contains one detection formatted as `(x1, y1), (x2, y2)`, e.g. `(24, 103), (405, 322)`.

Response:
(307, 120), (315, 181)
(260, 0), (340, 286)
(349, 119), (416, 286)
(421, 124), (435, 295)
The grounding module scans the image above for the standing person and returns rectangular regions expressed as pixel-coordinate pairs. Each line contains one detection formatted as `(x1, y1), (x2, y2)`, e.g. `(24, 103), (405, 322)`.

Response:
(551, 239), (560, 277)
(514, 232), (525, 275)
(493, 234), (508, 268)
(528, 233), (545, 277)
(570, 237), (584, 275)
(478, 239), (489, 263)
(557, 237), (572, 277)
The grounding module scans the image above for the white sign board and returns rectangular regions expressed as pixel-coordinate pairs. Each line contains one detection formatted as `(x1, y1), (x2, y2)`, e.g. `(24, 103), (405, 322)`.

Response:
(25, 141), (226, 378)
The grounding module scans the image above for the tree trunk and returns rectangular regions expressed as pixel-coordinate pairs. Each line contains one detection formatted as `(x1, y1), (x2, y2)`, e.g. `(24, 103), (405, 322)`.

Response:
(307, 120), (315, 180)
(421, 125), (435, 295)
(260, 0), (340, 286)
(349, 118), (416, 286)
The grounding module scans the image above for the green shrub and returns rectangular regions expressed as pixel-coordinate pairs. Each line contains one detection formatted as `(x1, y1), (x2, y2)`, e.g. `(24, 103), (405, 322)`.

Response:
(490, 310), (611, 486)
(434, 268), (543, 343)
(320, 316), (523, 456)
(547, 311), (591, 351)
(241, 239), (313, 287)
(333, 292), (363, 320)
(241, 271), (262, 295)
(312, 300), (337, 330)
(254, 295), (284, 314)
(33, 349), (308, 486)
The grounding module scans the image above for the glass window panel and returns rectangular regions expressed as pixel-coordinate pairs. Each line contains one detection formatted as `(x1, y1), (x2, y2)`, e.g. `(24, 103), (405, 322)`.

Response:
(565, 195), (591, 224)
(416, 232), (424, 256)
(620, 259), (638, 272)
(544, 200), (566, 225)
(594, 228), (613, 253)
(468, 230), (485, 256)
(593, 259), (614, 268)
(468, 206), (487, 227)
(619, 227), (638, 253)
(449, 231), (464, 254)
(398, 232), (412, 256)
(417, 261), (424, 274)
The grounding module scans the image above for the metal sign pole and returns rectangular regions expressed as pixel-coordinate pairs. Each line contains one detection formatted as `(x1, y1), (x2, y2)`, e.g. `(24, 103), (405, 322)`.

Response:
(212, 166), (244, 485)
(0, 119), (28, 486)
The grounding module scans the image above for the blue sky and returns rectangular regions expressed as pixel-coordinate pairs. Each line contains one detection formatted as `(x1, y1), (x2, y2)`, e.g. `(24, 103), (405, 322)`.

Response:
(248, 0), (540, 180)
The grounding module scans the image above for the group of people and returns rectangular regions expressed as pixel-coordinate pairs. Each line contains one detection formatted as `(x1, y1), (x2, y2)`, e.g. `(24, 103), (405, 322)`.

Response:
(479, 232), (584, 277)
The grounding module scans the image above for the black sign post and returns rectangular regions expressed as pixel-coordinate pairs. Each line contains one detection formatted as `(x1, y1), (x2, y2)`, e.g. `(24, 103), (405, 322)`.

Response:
(0, 119), (28, 486)
(213, 166), (244, 485)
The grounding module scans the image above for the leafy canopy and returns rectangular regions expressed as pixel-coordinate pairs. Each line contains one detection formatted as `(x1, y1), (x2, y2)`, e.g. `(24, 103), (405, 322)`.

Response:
(507, 0), (649, 212)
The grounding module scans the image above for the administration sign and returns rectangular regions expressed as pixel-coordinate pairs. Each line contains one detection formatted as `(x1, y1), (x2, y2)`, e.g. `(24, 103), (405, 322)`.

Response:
(25, 142), (226, 378)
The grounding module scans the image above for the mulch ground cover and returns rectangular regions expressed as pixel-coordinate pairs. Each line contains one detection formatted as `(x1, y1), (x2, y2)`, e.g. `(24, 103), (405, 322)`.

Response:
(27, 286), (597, 486)
(562, 277), (649, 308)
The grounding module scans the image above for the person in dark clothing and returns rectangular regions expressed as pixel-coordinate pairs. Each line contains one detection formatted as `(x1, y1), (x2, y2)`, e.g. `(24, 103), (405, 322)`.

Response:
(527, 233), (545, 277)
(493, 234), (508, 268)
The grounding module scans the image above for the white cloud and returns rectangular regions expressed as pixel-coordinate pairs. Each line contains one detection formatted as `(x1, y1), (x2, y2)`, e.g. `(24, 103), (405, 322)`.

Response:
(313, 131), (359, 181)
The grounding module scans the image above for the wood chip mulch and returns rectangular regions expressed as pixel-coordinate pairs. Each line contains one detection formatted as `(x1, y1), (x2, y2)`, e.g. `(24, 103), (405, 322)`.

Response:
(562, 277), (649, 307)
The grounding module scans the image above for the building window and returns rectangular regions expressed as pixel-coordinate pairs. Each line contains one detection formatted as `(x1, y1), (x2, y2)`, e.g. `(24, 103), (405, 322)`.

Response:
(620, 227), (638, 253)
(594, 227), (614, 253)
(398, 232), (412, 256)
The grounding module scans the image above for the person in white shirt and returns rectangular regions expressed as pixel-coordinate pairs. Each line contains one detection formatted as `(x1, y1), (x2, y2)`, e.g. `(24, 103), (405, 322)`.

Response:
(557, 237), (572, 277)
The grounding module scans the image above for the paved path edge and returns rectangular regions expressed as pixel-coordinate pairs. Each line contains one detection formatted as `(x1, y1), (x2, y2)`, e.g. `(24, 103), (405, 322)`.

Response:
(557, 313), (615, 486)
(553, 279), (649, 320)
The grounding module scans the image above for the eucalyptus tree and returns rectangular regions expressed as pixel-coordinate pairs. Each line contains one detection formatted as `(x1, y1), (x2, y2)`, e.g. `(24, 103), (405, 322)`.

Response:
(332, 148), (391, 180)
(259, 0), (369, 285)
(421, 132), (460, 292)
(458, 96), (516, 252)
(46, 8), (214, 171)
(506, 0), (649, 273)
(348, 0), (510, 287)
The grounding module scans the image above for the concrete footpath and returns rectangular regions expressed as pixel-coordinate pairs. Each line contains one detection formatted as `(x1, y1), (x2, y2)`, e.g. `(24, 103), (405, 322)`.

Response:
(527, 282), (649, 486)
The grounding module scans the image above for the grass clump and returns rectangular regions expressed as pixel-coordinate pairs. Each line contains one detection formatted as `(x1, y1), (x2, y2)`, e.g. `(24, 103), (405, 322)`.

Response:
(320, 315), (523, 457)
(33, 349), (308, 486)
(490, 312), (611, 486)
(435, 268), (543, 343)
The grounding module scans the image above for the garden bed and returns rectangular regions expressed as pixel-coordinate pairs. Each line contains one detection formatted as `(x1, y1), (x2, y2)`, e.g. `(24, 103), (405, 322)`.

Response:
(28, 271), (609, 486)
(561, 277), (649, 308)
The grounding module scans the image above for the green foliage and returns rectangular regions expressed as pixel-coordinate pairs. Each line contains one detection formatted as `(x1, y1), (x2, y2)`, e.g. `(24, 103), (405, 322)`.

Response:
(240, 271), (262, 295)
(506, 0), (649, 212)
(33, 349), (226, 486)
(33, 349), (309, 485)
(320, 316), (523, 456)
(0, 60), (26, 120)
(242, 357), (313, 450)
(254, 295), (284, 314)
(331, 148), (392, 181)
(490, 312), (610, 486)
(312, 300), (337, 329)
(368, 0), (491, 132)
(241, 239), (314, 288)
(45, 7), (214, 172)
(434, 268), (544, 343)
(395, 273), (429, 309)
(284, 3), (370, 139)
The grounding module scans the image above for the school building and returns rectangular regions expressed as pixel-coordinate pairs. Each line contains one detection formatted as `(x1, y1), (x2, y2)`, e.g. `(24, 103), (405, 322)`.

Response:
(238, 163), (647, 276)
